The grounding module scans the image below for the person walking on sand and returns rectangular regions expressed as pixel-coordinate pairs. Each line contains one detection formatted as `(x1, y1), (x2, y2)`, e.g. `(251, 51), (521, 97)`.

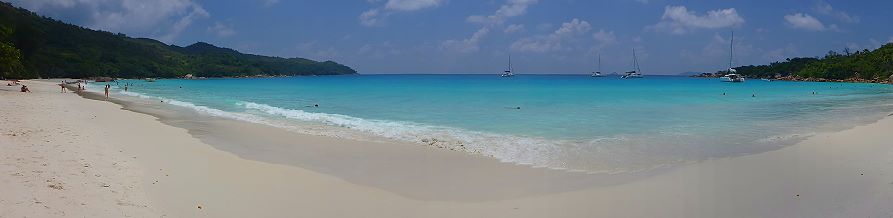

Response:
(59, 81), (66, 93)
(104, 84), (110, 99)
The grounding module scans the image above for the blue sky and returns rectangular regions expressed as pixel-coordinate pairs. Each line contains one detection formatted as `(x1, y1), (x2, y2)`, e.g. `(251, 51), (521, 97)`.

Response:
(8, 0), (893, 74)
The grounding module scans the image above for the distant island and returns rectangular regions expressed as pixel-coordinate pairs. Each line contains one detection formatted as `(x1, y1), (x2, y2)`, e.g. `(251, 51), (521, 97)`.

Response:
(695, 43), (893, 83)
(0, 2), (356, 80)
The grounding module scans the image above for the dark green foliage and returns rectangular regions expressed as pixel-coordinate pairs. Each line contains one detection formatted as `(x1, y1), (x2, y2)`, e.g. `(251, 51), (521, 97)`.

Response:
(0, 41), (29, 79)
(731, 44), (893, 80)
(0, 2), (356, 79)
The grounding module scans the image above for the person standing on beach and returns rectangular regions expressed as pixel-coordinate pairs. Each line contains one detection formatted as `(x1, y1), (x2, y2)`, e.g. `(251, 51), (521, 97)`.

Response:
(59, 81), (66, 93)
(104, 84), (110, 99)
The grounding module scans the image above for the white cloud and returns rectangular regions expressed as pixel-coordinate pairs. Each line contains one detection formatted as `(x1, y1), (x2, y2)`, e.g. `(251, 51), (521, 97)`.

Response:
(813, 1), (859, 23)
(261, 0), (280, 7)
(207, 22), (236, 37)
(441, 27), (490, 53)
(784, 13), (836, 31)
(445, 0), (538, 54)
(158, 4), (209, 43)
(650, 5), (745, 34)
(359, 0), (446, 26)
(592, 29), (616, 48)
(10, 0), (209, 44)
(359, 9), (383, 26)
(504, 24), (525, 33)
(467, 0), (539, 26)
(384, 0), (444, 11)
(511, 18), (591, 53)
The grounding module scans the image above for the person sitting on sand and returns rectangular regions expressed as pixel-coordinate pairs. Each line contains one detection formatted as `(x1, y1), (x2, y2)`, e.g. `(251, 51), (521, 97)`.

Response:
(20, 85), (30, 92)
(104, 84), (110, 99)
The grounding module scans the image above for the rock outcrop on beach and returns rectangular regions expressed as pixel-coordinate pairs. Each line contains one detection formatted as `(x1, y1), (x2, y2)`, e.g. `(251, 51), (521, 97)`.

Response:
(0, 2), (357, 79)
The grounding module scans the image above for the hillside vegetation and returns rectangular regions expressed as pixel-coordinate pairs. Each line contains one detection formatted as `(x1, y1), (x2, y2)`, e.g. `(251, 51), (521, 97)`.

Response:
(729, 44), (893, 82)
(0, 2), (356, 79)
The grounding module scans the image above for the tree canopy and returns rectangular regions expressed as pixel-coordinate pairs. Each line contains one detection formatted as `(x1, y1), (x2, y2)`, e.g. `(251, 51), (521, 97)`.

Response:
(729, 44), (893, 81)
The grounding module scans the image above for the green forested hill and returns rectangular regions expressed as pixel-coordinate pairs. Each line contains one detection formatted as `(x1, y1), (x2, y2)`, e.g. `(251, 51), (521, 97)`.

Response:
(730, 44), (893, 81)
(0, 2), (356, 79)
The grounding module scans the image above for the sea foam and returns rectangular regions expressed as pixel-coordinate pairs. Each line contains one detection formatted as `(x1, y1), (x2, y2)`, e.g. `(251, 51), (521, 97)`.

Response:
(240, 101), (570, 170)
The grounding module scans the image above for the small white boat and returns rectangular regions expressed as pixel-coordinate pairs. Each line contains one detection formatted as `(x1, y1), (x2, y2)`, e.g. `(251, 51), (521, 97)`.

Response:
(501, 71), (514, 77)
(500, 55), (515, 77)
(591, 54), (604, 77)
(621, 49), (644, 79)
(144, 78), (156, 82)
(720, 73), (745, 82)
(621, 71), (644, 79)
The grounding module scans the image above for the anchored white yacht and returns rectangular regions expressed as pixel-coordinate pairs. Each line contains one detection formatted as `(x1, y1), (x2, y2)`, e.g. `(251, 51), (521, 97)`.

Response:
(621, 49), (644, 79)
(501, 55), (515, 77)
(720, 31), (744, 83)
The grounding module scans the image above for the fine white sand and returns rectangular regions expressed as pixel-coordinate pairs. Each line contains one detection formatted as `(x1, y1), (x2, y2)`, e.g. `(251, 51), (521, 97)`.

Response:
(2, 80), (892, 217)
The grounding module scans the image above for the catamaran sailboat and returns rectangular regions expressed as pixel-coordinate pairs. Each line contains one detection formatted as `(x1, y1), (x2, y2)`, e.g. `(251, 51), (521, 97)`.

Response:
(591, 54), (604, 77)
(621, 49), (644, 79)
(720, 31), (745, 83)
(501, 55), (515, 77)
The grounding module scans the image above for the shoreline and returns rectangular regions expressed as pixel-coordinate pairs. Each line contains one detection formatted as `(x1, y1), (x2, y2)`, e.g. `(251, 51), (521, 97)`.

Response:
(69, 81), (647, 201)
(4, 80), (893, 217)
(690, 74), (893, 84)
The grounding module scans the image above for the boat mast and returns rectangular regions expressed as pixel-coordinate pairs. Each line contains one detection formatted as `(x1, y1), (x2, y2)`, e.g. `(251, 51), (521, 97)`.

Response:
(598, 53), (602, 72)
(729, 31), (734, 71)
(508, 54), (513, 72)
(632, 48), (640, 73)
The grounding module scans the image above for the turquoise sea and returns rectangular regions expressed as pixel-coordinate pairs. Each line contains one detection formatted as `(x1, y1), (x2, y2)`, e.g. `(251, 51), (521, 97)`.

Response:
(90, 75), (893, 173)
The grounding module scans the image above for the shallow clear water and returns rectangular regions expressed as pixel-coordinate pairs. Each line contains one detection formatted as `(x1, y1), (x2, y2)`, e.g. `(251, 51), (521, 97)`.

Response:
(91, 75), (893, 173)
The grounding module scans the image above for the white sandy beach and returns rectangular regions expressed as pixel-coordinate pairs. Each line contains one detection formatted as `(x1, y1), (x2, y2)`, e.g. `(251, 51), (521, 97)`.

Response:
(2, 80), (893, 217)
